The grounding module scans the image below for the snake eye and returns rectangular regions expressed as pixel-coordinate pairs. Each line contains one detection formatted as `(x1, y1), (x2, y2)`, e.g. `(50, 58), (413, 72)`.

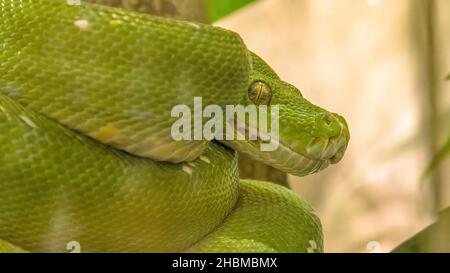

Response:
(248, 81), (272, 105)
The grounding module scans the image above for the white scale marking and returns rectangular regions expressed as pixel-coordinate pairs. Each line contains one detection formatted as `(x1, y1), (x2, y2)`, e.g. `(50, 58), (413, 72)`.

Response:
(182, 165), (193, 176)
(74, 19), (89, 30)
(186, 22), (201, 29)
(199, 156), (210, 164)
(19, 115), (38, 129)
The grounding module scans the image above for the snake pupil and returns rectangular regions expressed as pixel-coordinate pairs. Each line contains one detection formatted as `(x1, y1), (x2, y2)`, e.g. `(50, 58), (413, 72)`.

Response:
(248, 81), (272, 105)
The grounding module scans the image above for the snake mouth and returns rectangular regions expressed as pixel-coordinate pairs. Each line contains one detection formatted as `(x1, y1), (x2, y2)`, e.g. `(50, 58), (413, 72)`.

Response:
(220, 115), (349, 177)
(277, 117), (349, 176)
(253, 133), (348, 177)
(303, 131), (349, 164)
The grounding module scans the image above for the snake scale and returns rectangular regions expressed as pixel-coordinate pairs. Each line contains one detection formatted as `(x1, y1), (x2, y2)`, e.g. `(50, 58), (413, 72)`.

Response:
(0, 0), (349, 252)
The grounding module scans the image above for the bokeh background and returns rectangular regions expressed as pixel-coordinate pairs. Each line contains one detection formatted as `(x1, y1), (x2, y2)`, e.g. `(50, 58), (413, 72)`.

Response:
(215, 0), (450, 253)
(87, 0), (450, 252)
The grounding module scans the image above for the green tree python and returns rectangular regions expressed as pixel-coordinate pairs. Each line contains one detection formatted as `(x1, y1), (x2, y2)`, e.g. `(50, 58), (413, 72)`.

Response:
(0, 0), (350, 253)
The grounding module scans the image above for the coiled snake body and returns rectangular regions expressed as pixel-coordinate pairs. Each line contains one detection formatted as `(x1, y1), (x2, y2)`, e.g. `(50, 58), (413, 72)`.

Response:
(0, 0), (349, 252)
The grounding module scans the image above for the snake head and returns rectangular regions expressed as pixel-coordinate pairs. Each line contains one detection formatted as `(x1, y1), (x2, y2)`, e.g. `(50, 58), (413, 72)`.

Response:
(221, 52), (350, 177)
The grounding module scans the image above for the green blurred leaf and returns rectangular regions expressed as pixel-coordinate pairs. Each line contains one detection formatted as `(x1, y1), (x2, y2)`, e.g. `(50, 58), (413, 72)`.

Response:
(421, 73), (450, 177)
(207, 0), (258, 22)
(392, 207), (450, 252)
(423, 134), (450, 178)
(446, 74), (450, 80)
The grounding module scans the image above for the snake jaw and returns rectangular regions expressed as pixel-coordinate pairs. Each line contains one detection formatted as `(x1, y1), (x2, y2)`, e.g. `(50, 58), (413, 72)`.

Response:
(220, 111), (349, 177)
(221, 135), (346, 177)
(300, 111), (350, 163)
(304, 127), (349, 163)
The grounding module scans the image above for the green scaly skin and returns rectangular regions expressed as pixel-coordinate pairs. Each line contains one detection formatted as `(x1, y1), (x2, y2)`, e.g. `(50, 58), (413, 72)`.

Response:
(0, 0), (349, 252)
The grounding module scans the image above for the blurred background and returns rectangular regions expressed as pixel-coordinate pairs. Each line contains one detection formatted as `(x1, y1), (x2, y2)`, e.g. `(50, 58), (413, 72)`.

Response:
(87, 0), (450, 252)
(216, 0), (450, 253)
